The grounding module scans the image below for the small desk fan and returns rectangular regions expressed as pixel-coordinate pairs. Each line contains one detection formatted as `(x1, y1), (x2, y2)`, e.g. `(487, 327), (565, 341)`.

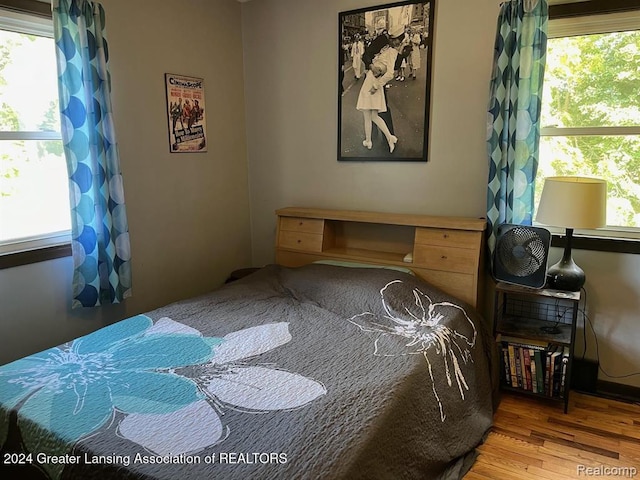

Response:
(493, 224), (551, 288)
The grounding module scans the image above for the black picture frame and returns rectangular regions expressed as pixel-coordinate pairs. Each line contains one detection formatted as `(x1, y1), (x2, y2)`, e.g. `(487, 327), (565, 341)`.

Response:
(338, 0), (435, 162)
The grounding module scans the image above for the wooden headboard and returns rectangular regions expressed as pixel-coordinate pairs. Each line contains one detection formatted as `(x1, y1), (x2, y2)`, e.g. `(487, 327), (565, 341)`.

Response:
(275, 207), (486, 308)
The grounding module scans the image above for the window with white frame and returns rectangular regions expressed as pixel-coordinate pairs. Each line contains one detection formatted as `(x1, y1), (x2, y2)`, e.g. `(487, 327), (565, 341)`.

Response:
(0, 8), (69, 255)
(537, 9), (640, 240)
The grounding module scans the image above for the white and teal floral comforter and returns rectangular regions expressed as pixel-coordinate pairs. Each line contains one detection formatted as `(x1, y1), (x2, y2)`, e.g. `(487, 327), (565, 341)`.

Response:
(0, 264), (498, 480)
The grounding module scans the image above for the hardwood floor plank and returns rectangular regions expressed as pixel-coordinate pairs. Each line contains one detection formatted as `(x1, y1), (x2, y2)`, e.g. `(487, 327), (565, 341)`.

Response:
(472, 459), (538, 480)
(548, 415), (640, 441)
(574, 396), (640, 416)
(538, 460), (584, 478)
(465, 391), (640, 480)
(538, 442), (632, 468)
(571, 430), (621, 452)
(531, 430), (619, 459)
(619, 449), (640, 464)
(533, 444), (609, 470)
(462, 472), (496, 480)
(523, 464), (579, 480)
(522, 424), (576, 442)
(476, 441), (543, 468)
(490, 426), (545, 446)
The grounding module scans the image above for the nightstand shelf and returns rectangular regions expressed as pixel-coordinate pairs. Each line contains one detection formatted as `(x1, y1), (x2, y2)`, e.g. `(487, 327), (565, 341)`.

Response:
(493, 282), (580, 413)
(495, 316), (573, 345)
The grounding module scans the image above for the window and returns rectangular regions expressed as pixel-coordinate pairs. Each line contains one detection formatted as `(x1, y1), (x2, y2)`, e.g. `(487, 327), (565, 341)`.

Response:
(537, 8), (640, 242)
(0, 8), (70, 257)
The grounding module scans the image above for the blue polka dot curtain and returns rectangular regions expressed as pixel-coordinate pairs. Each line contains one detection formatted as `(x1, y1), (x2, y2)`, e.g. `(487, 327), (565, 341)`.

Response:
(486, 0), (548, 257)
(53, 0), (132, 307)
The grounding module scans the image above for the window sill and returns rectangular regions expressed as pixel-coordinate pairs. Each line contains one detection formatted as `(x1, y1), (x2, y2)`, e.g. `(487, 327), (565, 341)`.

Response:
(0, 243), (72, 269)
(551, 234), (640, 255)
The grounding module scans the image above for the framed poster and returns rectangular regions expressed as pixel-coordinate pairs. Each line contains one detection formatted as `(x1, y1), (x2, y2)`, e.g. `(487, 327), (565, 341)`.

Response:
(165, 73), (207, 152)
(338, 0), (435, 162)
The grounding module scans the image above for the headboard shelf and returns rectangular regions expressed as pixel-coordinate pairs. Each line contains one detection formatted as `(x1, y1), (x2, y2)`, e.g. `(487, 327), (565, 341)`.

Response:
(276, 207), (486, 231)
(322, 247), (408, 264)
(275, 207), (486, 308)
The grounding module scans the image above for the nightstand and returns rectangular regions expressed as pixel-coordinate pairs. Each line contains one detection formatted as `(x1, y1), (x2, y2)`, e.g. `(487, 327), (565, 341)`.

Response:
(493, 282), (580, 413)
(225, 267), (260, 284)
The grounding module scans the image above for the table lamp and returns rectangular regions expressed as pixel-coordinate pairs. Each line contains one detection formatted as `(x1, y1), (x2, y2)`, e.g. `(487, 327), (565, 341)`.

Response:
(535, 176), (607, 291)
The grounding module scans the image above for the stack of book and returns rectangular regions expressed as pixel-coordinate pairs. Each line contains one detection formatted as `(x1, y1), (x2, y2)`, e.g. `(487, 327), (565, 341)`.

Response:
(497, 334), (570, 398)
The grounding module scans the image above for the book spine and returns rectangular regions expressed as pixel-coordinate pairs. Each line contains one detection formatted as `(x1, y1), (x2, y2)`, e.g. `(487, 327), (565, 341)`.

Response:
(508, 344), (518, 387)
(523, 348), (532, 391)
(553, 348), (567, 398)
(534, 349), (545, 395)
(560, 351), (569, 397)
(550, 350), (562, 398)
(515, 347), (523, 388)
(529, 349), (538, 393)
(545, 345), (556, 396)
(502, 346), (512, 387)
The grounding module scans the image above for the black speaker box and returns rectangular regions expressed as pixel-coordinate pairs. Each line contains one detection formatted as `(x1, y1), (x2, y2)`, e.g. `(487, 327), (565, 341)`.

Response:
(571, 358), (599, 393)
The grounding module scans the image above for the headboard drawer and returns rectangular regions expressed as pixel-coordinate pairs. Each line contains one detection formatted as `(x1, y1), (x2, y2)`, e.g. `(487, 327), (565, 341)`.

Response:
(279, 217), (325, 234)
(278, 230), (323, 252)
(413, 245), (478, 274)
(415, 228), (480, 249)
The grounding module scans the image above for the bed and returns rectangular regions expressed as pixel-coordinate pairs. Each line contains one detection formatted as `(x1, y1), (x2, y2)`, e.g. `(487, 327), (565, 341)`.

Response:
(1, 210), (499, 480)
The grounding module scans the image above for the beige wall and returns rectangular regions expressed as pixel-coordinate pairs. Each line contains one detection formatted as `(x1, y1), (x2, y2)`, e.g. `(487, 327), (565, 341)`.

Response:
(0, 0), (251, 364)
(242, 0), (498, 264)
(241, 0), (640, 389)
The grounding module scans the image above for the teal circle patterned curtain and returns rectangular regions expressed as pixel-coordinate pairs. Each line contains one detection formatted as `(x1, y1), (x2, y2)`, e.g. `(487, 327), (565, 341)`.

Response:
(486, 0), (548, 257)
(53, 0), (132, 307)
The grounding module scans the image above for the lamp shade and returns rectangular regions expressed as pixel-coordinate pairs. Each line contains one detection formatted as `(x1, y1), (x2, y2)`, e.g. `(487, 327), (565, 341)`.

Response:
(536, 176), (607, 229)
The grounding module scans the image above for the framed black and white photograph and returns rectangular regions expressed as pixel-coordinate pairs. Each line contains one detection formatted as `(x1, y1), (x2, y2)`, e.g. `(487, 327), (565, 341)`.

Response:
(338, 0), (435, 162)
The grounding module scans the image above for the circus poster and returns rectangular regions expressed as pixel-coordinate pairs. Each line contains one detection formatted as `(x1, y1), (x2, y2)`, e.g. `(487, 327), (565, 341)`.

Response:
(165, 73), (207, 153)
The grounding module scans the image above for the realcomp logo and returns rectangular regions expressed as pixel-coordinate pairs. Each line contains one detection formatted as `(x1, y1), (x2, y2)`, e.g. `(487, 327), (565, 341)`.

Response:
(577, 465), (638, 477)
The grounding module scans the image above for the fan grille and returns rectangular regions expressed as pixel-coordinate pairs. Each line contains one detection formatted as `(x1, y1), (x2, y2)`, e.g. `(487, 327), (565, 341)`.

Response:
(497, 226), (547, 277)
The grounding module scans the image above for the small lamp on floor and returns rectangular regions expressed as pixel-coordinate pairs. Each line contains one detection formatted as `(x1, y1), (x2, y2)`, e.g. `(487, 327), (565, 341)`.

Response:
(535, 176), (607, 291)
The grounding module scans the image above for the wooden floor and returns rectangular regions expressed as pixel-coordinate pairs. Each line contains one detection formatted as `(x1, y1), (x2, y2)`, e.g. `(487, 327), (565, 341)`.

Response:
(465, 390), (640, 479)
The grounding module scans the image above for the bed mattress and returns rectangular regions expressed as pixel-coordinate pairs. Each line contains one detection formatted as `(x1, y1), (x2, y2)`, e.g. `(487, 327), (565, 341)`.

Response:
(1, 264), (498, 480)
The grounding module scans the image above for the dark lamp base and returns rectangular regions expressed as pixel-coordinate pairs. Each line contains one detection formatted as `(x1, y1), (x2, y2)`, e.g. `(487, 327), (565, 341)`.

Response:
(546, 257), (585, 292)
